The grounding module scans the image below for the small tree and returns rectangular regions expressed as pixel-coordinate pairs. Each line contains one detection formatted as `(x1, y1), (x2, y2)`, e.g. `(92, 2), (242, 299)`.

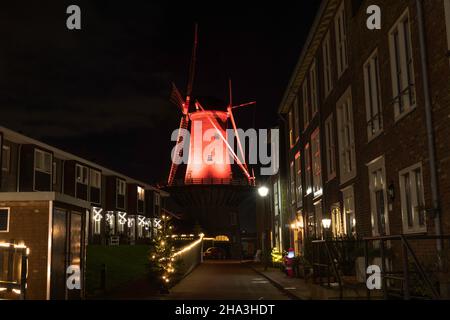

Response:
(149, 214), (176, 293)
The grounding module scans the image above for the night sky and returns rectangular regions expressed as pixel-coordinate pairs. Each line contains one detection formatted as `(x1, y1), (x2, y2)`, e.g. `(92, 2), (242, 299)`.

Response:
(0, 1), (320, 184)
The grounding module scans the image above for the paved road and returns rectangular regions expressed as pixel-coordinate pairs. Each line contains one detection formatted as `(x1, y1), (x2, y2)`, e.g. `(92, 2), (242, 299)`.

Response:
(161, 260), (291, 300)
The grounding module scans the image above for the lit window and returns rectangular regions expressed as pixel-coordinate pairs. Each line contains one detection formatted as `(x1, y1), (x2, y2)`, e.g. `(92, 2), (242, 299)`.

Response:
(364, 50), (383, 139)
(325, 115), (336, 180)
(311, 129), (322, 197)
(335, 1), (348, 77)
(336, 88), (356, 184)
(342, 186), (356, 237)
(76, 164), (89, 185)
(90, 169), (102, 189)
(322, 31), (334, 97)
(137, 186), (145, 201)
(389, 10), (416, 119)
(1, 145), (10, 173)
(288, 109), (294, 148)
(295, 153), (302, 207)
(314, 201), (323, 239)
(35, 149), (52, 174)
(304, 143), (312, 195)
(399, 163), (426, 233)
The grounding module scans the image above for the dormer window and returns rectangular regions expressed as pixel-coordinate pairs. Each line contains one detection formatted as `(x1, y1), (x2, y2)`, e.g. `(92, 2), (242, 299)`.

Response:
(76, 164), (89, 185)
(35, 149), (52, 174)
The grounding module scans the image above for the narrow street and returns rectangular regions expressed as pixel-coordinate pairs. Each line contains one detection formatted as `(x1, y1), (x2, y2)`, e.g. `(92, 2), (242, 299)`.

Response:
(160, 261), (291, 300)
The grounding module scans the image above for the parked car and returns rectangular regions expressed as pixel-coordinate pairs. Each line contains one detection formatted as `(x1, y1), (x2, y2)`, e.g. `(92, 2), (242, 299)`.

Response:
(203, 247), (225, 260)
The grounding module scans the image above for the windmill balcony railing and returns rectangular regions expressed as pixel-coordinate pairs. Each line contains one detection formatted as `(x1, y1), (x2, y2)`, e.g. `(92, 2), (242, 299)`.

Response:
(171, 178), (252, 186)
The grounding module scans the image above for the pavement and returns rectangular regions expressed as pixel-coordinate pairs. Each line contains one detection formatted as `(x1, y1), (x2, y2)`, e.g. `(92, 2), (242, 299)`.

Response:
(159, 260), (291, 300)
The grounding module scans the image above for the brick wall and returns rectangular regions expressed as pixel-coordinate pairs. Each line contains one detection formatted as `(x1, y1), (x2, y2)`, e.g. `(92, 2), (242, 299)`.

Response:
(0, 201), (50, 300)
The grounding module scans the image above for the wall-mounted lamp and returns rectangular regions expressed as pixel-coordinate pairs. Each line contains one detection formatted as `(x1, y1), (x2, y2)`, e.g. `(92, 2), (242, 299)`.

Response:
(321, 218), (332, 230)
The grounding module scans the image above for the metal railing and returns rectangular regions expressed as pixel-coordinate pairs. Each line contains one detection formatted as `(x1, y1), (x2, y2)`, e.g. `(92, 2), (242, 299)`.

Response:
(311, 235), (450, 300)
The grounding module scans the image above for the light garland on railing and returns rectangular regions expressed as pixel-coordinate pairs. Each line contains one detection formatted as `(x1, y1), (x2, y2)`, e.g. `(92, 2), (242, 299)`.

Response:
(172, 233), (204, 258)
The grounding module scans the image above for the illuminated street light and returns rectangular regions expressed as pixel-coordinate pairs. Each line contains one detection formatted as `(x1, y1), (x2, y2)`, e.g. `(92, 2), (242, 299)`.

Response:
(258, 186), (269, 197)
(322, 218), (332, 230)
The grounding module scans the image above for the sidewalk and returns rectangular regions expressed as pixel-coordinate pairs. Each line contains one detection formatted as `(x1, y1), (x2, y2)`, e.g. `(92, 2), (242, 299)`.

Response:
(248, 263), (372, 300)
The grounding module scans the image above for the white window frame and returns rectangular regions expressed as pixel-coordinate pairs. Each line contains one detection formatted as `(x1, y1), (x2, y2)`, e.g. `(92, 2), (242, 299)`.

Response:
(76, 164), (89, 185)
(302, 80), (310, 130)
(311, 128), (322, 198)
(367, 156), (390, 236)
(399, 163), (427, 234)
(364, 49), (384, 140)
(0, 208), (10, 233)
(295, 152), (303, 207)
(336, 88), (356, 184)
(335, 1), (348, 78)
(90, 169), (102, 189)
(2, 145), (10, 173)
(323, 31), (334, 97)
(137, 186), (145, 201)
(310, 60), (318, 116)
(341, 186), (356, 237)
(35, 149), (52, 174)
(325, 115), (336, 181)
(389, 9), (416, 121)
(305, 143), (312, 195)
(117, 179), (126, 196)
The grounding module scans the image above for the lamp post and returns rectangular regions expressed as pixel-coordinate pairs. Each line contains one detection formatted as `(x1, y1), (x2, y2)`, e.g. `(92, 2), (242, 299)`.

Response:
(258, 186), (270, 271)
(321, 218), (332, 240)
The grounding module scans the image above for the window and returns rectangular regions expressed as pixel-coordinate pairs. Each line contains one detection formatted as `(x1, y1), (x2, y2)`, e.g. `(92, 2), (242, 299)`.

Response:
(92, 208), (103, 235)
(0, 208), (10, 232)
(342, 186), (356, 237)
(90, 169), (101, 189)
(305, 143), (312, 195)
(2, 145), (10, 173)
(155, 192), (160, 206)
(117, 179), (126, 195)
(323, 31), (334, 97)
(290, 161), (296, 205)
(76, 164), (89, 185)
(310, 61), (318, 116)
(368, 157), (389, 236)
(52, 162), (57, 185)
(314, 201), (323, 239)
(325, 115), (337, 180)
(389, 10), (416, 119)
(295, 153), (303, 207)
(336, 88), (356, 183)
(399, 163), (426, 233)
(35, 149), (52, 174)
(293, 98), (300, 142)
(273, 180), (280, 216)
(288, 109), (294, 148)
(137, 186), (145, 201)
(311, 129), (322, 197)
(364, 50), (383, 139)
(335, 1), (348, 77)
(302, 80), (310, 129)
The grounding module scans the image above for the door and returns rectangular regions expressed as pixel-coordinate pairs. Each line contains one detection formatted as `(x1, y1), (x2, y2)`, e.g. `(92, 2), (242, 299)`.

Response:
(67, 211), (82, 300)
(51, 209), (67, 300)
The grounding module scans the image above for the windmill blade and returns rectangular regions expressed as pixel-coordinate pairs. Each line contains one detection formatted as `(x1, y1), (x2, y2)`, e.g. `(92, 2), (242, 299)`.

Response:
(185, 23), (199, 109)
(170, 83), (187, 113)
(232, 101), (257, 110)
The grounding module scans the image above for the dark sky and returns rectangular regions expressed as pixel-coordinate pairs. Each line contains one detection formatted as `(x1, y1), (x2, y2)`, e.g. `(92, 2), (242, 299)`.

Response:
(0, 1), (320, 184)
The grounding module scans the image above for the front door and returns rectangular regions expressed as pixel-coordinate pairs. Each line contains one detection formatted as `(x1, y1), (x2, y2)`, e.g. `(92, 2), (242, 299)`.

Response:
(67, 211), (82, 300)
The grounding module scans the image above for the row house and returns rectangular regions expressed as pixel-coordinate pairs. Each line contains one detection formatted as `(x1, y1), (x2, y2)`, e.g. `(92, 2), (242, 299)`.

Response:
(0, 126), (169, 299)
(277, 0), (450, 263)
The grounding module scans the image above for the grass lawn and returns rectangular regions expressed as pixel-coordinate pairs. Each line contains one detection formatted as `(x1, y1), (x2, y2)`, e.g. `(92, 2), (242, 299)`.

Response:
(86, 245), (151, 297)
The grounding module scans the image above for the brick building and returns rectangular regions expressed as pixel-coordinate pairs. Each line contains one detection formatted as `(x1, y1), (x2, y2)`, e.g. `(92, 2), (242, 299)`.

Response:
(0, 126), (169, 299)
(276, 0), (450, 281)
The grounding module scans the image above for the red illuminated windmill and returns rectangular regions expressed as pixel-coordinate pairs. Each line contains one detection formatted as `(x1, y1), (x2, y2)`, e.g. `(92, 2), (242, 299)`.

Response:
(167, 25), (256, 186)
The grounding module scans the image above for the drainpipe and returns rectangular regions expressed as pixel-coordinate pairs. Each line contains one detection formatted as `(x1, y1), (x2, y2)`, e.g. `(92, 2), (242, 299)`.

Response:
(416, 0), (442, 252)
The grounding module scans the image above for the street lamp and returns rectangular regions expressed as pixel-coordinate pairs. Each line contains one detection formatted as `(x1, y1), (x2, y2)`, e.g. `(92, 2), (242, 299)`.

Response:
(258, 186), (269, 198)
(322, 218), (332, 240)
